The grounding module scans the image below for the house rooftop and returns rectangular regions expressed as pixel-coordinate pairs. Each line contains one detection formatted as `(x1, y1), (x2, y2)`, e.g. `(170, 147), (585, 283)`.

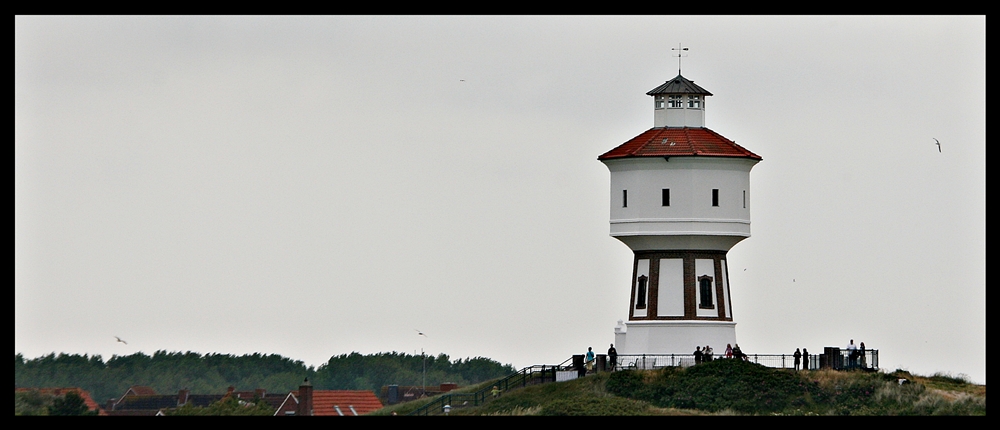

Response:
(599, 127), (761, 161)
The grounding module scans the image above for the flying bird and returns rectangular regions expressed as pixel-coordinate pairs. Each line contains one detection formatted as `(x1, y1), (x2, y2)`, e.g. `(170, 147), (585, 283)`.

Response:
(933, 138), (941, 153)
(415, 329), (427, 337)
(114, 336), (127, 345)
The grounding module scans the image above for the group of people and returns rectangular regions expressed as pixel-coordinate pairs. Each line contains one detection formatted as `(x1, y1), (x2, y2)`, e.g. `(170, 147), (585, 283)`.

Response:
(581, 344), (619, 374)
(694, 343), (746, 364)
(846, 339), (868, 370)
(792, 339), (867, 371)
(792, 347), (810, 370)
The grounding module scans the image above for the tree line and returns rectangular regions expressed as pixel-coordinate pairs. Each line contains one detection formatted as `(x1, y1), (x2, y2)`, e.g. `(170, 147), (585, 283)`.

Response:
(15, 350), (516, 405)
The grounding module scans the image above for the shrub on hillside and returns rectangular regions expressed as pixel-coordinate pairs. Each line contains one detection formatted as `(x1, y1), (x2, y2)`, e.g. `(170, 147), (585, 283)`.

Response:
(609, 359), (824, 414)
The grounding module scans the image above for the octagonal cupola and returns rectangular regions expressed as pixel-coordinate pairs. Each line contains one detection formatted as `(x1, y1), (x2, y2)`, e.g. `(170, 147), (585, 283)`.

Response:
(648, 74), (713, 128)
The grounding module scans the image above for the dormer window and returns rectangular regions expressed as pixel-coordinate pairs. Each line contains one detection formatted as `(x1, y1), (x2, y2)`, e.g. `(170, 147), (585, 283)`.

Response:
(688, 95), (702, 109)
(654, 95), (664, 109)
(668, 95), (683, 108)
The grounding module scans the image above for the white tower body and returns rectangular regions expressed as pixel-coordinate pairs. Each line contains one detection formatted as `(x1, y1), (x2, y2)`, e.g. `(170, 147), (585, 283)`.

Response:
(600, 74), (761, 357)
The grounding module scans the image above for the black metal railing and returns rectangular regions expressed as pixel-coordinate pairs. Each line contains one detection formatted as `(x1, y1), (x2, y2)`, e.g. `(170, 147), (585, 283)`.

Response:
(612, 349), (878, 372)
(408, 359), (574, 416)
(813, 348), (878, 371)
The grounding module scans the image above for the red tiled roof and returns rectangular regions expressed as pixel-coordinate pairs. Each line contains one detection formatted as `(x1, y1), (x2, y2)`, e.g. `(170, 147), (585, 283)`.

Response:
(598, 127), (761, 161)
(312, 390), (383, 416)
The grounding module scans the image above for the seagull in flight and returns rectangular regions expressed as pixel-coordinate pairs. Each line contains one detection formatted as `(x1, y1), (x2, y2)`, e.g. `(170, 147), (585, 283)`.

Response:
(934, 138), (941, 153)
(114, 336), (127, 345)
(415, 329), (427, 338)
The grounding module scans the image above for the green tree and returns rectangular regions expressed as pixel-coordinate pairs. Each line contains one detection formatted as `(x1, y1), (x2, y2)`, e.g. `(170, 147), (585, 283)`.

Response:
(15, 390), (54, 416)
(167, 395), (275, 416)
(48, 392), (95, 416)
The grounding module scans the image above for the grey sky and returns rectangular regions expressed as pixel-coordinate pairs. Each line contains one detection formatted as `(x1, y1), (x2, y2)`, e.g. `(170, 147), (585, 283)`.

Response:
(15, 16), (985, 384)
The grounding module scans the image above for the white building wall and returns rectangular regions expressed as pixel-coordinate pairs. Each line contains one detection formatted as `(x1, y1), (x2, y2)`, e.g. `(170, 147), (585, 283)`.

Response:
(657, 258), (685, 317)
(606, 157), (756, 251)
(653, 97), (706, 127)
(618, 320), (736, 356)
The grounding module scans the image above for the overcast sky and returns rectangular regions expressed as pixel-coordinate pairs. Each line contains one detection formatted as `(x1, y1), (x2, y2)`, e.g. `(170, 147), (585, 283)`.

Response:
(15, 15), (985, 385)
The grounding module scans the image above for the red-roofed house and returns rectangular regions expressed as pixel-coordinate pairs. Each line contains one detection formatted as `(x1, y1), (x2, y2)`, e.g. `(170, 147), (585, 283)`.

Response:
(275, 379), (383, 416)
(600, 70), (762, 360)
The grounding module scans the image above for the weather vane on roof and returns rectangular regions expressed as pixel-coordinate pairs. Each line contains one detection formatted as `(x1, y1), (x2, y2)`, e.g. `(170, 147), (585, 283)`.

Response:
(672, 44), (689, 75)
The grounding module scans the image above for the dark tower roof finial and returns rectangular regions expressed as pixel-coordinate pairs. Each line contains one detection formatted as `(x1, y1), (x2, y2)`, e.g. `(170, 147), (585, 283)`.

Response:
(672, 43), (689, 75)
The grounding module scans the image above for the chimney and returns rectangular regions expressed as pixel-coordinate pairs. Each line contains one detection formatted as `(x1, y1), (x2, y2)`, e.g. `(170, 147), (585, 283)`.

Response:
(178, 389), (190, 406)
(440, 383), (458, 392)
(106, 398), (116, 411)
(296, 378), (313, 416)
(255, 388), (266, 399)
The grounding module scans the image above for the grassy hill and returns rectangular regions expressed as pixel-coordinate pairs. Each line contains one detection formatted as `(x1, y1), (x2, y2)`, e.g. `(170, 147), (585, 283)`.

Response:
(374, 360), (985, 416)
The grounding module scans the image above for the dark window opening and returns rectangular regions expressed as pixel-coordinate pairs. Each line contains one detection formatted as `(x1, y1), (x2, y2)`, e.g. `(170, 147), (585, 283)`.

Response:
(662, 188), (670, 206)
(698, 276), (714, 309)
(636, 275), (648, 309)
(623, 190), (628, 208)
(712, 189), (719, 207)
(743, 190), (746, 208)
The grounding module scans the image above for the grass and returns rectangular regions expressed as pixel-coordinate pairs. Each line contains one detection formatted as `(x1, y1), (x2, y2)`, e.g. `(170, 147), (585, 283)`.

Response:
(367, 379), (497, 416)
(372, 361), (985, 416)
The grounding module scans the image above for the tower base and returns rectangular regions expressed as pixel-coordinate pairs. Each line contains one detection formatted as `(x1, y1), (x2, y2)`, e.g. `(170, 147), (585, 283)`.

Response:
(614, 320), (736, 356)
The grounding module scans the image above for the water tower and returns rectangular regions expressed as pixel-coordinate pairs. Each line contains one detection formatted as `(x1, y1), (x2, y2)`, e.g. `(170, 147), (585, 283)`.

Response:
(599, 71), (761, 356)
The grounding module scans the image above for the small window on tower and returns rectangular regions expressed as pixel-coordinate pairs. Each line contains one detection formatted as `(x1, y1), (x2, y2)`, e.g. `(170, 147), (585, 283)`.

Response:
(662, 189), (670, 206)
(698, 275), (714, 309)
(654, 95), (664, 109)
(688, 95), (702, 108)
(712, 189), (719, 207)
(636, 275), (648, 309)
(623, 190), (628, 208)
(668, 95), (683, 108)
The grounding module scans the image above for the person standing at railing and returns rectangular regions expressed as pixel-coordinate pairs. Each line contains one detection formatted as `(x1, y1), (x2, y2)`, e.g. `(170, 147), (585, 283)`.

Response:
(793, 348), (802, 370)
(802, 348), (809, 370)
(585, 347), (595, 373)
(704, 345), (714, 362)
(859, 342), (867, 369)
(608, 344), (618, 371)
(847, 339), (858, 370)
(725, 344), (733, 359)
(732, 344), (745, 361)
(694, 346), (703, 365)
